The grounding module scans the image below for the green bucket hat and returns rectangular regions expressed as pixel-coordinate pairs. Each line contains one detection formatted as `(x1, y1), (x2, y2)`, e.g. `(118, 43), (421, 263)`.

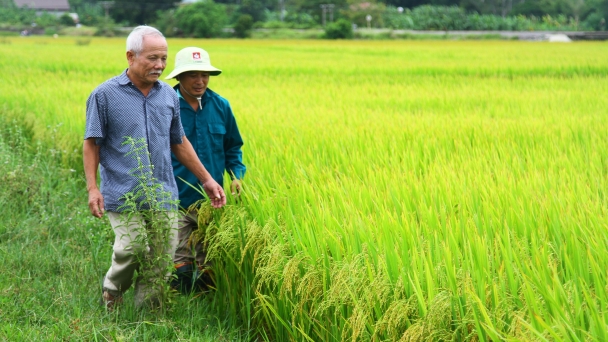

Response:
(165, 47), (222, 79)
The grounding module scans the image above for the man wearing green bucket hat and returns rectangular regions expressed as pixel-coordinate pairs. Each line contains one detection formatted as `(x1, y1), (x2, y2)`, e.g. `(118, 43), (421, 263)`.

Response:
(166, 47), (246, 293)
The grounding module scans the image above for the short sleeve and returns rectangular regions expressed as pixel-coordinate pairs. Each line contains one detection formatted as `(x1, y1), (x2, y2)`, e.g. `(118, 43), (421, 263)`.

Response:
(84, 89), (106, 141)
(169, 92), (184, 144)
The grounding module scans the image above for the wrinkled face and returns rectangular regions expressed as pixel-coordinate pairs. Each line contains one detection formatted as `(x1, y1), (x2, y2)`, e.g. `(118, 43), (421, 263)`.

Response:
(178, 71), (210, 98)
(127, 35), (167, 86)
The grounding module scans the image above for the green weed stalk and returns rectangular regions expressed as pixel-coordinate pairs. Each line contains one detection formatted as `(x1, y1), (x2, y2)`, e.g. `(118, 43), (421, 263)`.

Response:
(117, 136), (179, 312)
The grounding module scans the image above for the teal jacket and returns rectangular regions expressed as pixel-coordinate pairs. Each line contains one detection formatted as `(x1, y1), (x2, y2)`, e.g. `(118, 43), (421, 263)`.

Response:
(171, 84), (246, 208)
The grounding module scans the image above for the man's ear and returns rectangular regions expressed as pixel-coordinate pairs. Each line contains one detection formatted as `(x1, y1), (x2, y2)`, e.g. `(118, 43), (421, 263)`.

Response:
(126, 50), (135, 66)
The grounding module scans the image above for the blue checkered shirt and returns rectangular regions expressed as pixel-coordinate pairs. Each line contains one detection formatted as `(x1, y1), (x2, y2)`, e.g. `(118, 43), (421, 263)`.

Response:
(84, 69), (185, 212)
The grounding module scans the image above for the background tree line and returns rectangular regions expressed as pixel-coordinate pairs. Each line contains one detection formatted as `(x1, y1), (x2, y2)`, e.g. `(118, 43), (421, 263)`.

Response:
(2, 0), (607, 37)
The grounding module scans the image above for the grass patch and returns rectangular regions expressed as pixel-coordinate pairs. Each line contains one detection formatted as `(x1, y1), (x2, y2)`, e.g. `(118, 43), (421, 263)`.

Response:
(251, 28), (324, 39)
(0, 119), (246, 341)
(355, 29), (508, 40)
(0, 31), (18, 37)
(454, 33), (505, 40)
(75, 38), (91, 46)
(60, 25), (97, 37)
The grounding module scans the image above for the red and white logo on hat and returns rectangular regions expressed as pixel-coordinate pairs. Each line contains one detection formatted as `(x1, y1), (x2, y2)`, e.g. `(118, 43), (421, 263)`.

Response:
(192, 52), (201, 60)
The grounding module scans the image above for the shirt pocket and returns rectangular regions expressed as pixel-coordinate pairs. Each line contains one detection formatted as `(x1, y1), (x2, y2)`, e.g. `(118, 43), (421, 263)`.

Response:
(208, 123), (226, 153)
(149, 105), (174, 137)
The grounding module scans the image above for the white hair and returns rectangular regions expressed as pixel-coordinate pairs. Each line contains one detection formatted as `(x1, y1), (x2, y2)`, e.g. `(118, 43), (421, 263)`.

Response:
(126, 26), (165, 56)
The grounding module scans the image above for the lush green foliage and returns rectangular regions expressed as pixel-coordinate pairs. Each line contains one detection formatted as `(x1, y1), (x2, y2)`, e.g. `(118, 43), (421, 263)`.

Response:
(0, 0), (604, 35)
(234, 14), (254, 38)
(71, 2), (106, 26)
(383, 5), (415, 29)
(0, 4), (37, 25)
(346, 0), (387, 28)
(236, 0), (268, 23)
(153, 9), (178, 37)
(1, 38), (608, 341)
(411, 5), (468, 30)
(0, 1), (66, 30)
(261, 11), (319, 29)
(382, 5), (582, 31)
(324, 18), (354, 38)
(59, 13), (76, 26)
(109, 0), (174, 26)
(93, 17), (121, 37)
(174, 0), (228, 38)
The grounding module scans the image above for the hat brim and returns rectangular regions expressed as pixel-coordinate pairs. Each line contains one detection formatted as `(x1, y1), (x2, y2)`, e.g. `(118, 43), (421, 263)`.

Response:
(165, 64), (222, 79)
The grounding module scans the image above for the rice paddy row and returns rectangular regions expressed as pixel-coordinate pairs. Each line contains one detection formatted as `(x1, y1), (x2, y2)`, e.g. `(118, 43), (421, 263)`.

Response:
(1, 37), (607, 340)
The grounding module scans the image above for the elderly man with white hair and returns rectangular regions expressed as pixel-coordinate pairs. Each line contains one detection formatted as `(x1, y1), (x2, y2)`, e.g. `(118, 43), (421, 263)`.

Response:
(83, 25), (226, 309)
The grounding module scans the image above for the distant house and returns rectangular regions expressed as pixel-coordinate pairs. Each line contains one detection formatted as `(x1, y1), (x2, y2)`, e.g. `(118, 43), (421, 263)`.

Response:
(13, 0), (71, 16)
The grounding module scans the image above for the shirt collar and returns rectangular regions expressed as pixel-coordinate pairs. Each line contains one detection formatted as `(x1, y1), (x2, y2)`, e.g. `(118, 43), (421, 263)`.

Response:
(119, 68), (161, 89)
(118, 69), (132, 86)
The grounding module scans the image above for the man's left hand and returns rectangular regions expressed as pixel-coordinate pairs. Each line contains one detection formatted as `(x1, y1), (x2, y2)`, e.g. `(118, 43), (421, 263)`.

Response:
(202, 178), (226, 208)
(230, 179), (242, 198)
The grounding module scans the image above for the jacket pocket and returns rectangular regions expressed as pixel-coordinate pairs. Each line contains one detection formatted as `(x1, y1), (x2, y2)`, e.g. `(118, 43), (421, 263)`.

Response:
(208, 123), (226, 152)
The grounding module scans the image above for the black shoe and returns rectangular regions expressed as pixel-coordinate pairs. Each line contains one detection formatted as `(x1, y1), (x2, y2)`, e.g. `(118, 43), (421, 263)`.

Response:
(171, 264), (215, 294)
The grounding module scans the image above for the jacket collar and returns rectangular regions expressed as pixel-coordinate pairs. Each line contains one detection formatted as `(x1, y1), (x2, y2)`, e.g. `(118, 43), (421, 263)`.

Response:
(173, 83), (217, 103)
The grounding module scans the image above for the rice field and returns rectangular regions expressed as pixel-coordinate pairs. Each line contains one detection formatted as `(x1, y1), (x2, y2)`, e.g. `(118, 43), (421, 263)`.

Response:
(1, 37), (607, 341)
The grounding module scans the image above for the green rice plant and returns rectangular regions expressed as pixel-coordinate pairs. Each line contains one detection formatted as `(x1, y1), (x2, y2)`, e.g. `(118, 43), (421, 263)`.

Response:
(2, 38), (608, 341)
